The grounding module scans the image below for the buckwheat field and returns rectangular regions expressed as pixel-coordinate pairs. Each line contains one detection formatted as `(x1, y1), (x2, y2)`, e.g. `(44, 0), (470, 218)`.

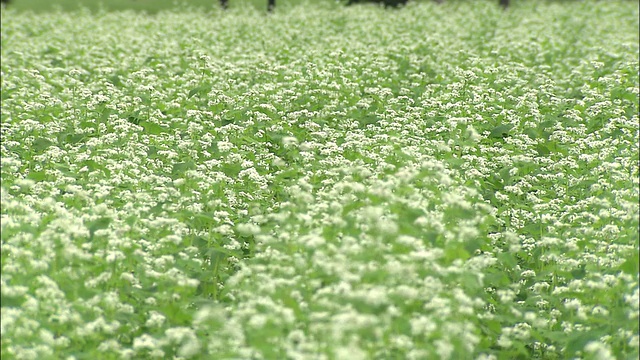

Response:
(1, 1), (638, 359)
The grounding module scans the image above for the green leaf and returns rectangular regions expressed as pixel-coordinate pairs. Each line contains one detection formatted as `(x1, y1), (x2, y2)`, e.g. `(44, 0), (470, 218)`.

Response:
(32, 137), (54, 153)
(139, 121), (168, 135)
(80, 120), (97, 130)
(444, 245), (470, 263)
(144, 56), (157, 65)
(611, 87), (638, 103)
(188, 85), (211, 99)
(220, 118), (234, 126)
(108, 75), (122, 87)
(536, 143), (551, 156)
(66, 133), (86, 145)
(498, 167), (512, 185)
(484, 269), (511, 287)
(523, 128), (539, 140)
(538, 119), (556, 130)
(149, 201), (166, 214)
(565, 329), (609, 355)
(486, 173), (504, 192)
(88, 217), (112, 233)
(172, 161), (196, 178)
(221, 162), (242, 178)
(489, 124), (515, 139)
(620, 253), (639, 275)
(206, 142), (220, 156)
(357, 114), (381, 127)
(82, 160), (100, 171)
(127, 115), (141, 125)
(207, 247), (234, 262)
(546, 141), (568, 156)
(139, 94), (151, 104)
(480, 318), (502, 336)
(1, 87), (16, 100)
(50, 58), (64, 67)
(1, 294), (24, 307)
(463, 237), (485, 254)
(497, 252), (517, 269)
(570, 264), (586, 280)
(99, 108), (113, 122)
(266, 131), (285, 143)
(519, 161), (539, 176)
(51, 163), (76, 179)
(125, 215), (138, 227)
(26, 171), (47, 182)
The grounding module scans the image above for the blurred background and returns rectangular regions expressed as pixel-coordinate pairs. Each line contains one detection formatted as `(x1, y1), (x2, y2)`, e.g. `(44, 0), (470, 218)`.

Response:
(0, 0), (600, 14)
(1, 0), (229, 13)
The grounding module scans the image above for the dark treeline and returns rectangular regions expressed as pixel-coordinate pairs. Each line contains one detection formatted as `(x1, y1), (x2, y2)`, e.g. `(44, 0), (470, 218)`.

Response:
(224, 0), (510, 12)
(346, 0), (508, 8)
(0, 0), (510, 11)
(220, 0), (275, 11)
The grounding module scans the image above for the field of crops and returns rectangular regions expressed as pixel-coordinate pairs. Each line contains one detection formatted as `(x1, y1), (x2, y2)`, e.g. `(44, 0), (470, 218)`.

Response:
(1, 1), (639, 359)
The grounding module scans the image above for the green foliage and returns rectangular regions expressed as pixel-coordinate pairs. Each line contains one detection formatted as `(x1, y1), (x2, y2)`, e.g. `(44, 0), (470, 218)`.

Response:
(1, 1), (638, 359)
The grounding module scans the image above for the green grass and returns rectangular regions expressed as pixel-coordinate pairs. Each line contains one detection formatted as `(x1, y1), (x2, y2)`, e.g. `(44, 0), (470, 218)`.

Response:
(1, 1), (639, 359)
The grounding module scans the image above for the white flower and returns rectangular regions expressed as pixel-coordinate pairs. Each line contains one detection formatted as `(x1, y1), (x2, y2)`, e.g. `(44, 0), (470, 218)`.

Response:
(584, 341), (615, 360)
(236, 223), (261, 236)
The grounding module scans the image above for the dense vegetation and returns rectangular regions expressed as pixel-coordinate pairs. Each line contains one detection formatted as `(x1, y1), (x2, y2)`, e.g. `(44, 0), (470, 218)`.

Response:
(1, 1), (638, 359)
(0, 0), (575, 13)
